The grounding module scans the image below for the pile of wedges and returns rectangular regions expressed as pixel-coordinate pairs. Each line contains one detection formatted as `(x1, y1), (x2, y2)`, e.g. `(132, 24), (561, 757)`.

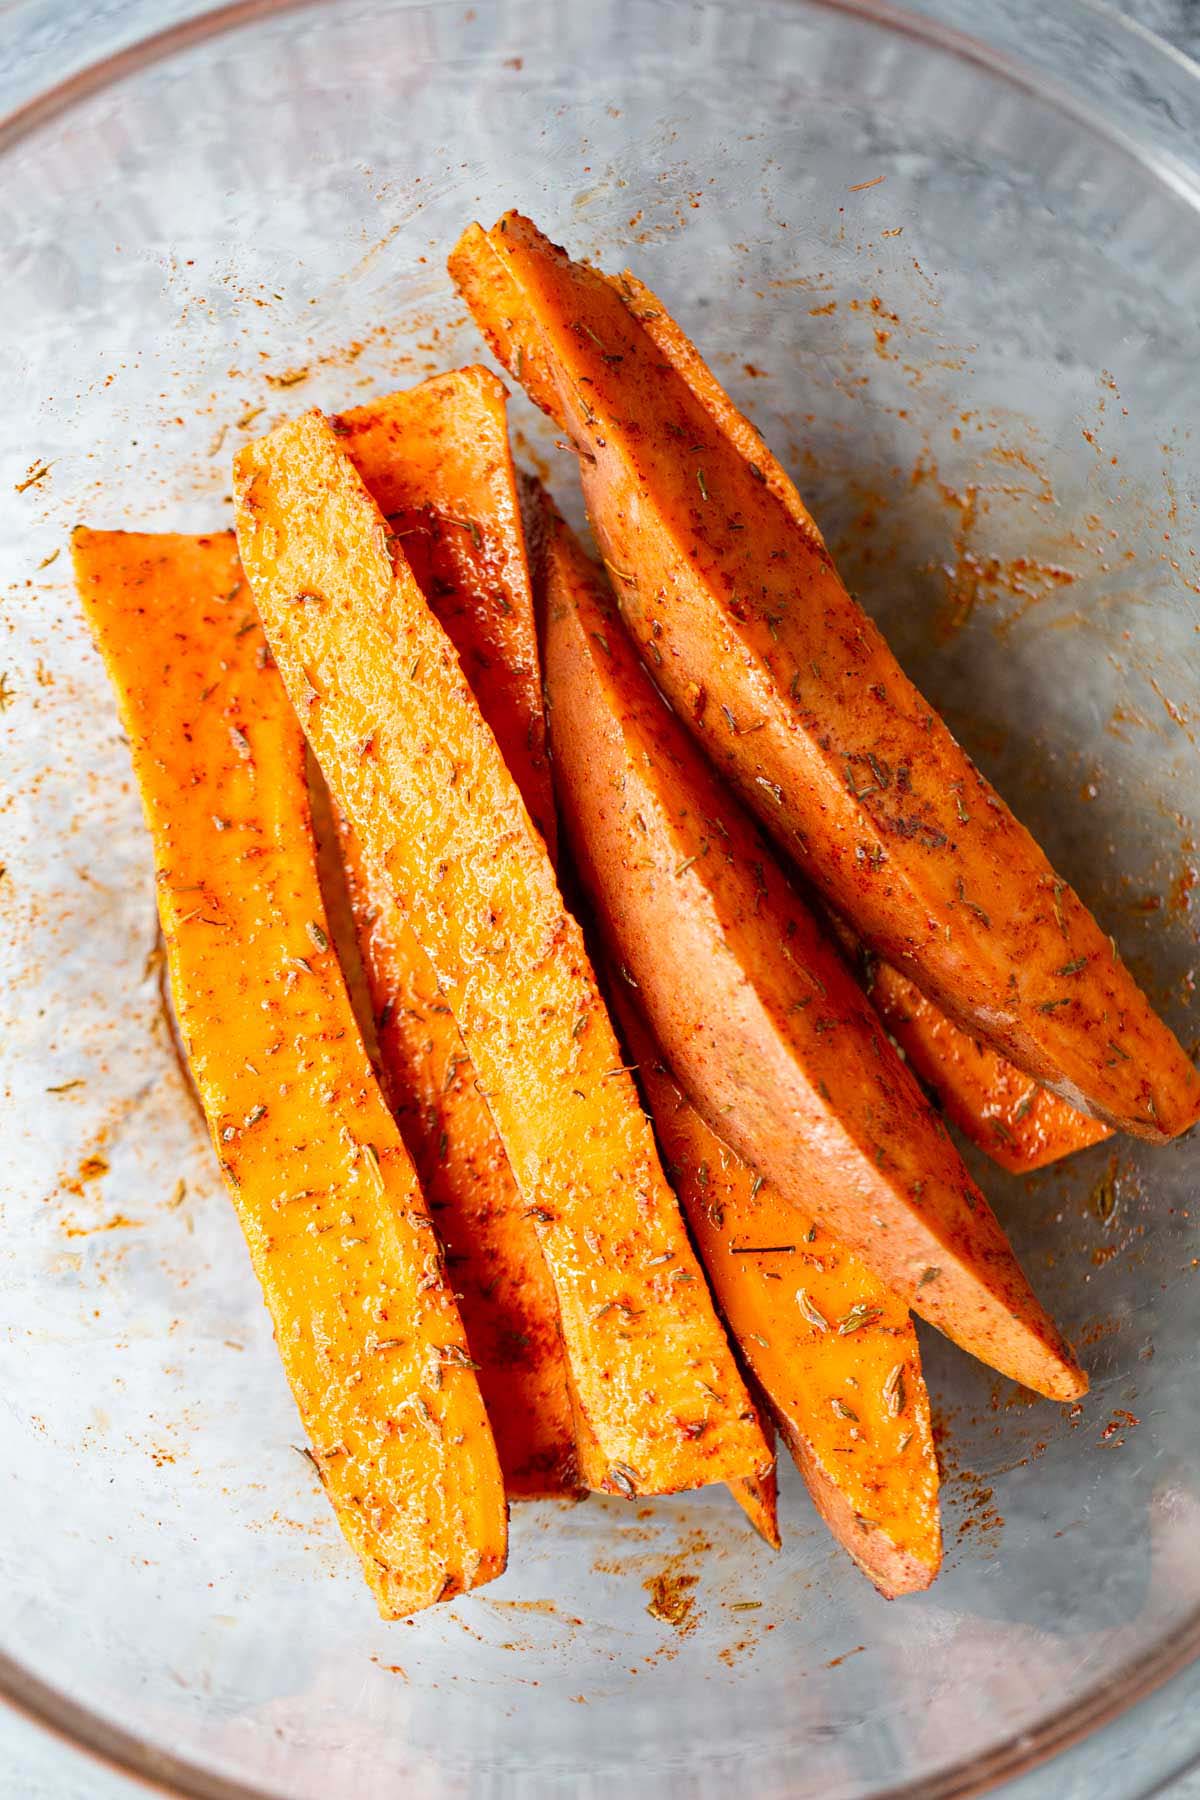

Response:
(73, 214), (1198, 1617)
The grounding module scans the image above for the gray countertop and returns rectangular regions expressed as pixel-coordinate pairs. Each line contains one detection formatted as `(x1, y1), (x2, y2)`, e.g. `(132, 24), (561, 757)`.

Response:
(1110, 0), (1200, 62)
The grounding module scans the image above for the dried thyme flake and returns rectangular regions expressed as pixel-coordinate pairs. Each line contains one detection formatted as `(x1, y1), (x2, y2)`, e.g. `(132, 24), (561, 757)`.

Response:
(293, 1444), (326, 1484)
(608, 1462), (640, 1498)
(439, 512), (483, 550)
(1052, 879), (1068, 934)
(796, 1288), (830, 1332)
(1091, 1164), (1119, 1225)
(838, 1302), (882, 1336)
(956, 876), (991, 929)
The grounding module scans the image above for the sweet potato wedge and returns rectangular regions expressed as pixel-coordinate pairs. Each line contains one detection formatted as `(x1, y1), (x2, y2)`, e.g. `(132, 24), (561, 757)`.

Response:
(337, 370), (555, 853)
(612, 990), (940, 1595)
(558, 1228), (778, 1541)
(530, 493), (1085, 1401)
(603, 287), (1115, 1177)
(233, 411), (772, 1498)
(451, 213), (1200, 1144)
(852, 941), (1112, 1174)
(332, 377), (577, 1497)
(621, 285), (1114, 1178)
(72, 527), (506, 1618)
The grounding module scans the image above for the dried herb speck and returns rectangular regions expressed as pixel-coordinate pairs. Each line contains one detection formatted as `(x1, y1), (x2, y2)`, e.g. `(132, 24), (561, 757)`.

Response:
(608, 1462), (640, 1498)
(797, 1289), (830, 1332)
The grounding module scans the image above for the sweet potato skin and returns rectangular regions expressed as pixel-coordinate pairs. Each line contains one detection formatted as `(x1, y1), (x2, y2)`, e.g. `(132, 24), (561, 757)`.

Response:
(461, 245), (1106, 1181)
(620, 277), (1114, 1179)
(233, 411), (772, 1498)
(533, 496), (1085, 1402)
(333, 377), (577, 1497)
(72, 527), (507, 1618)
(452, 214), (1200, 1144)
(613, 992), (940, 1596)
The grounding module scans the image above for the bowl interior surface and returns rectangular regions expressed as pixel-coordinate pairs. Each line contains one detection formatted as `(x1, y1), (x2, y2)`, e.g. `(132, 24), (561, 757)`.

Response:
(2, 2), (1200, 1796)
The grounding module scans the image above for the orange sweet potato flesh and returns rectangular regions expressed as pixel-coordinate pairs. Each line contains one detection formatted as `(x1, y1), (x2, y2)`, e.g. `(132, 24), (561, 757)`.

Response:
(71, 527), (507, 1618)
(331, 376), (577, 1497)
(451, 214), (1200, 1145)
(612, 991), (940, 1595)
(233, 411), (772, 1498)
(854, 942), (1112, 1174)
(531, 495), (1085, 1401)
(337, 369), (555, 854)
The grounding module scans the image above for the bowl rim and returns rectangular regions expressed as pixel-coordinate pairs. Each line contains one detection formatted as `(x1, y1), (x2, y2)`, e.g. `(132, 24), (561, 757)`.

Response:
(4, 0), (1200, 1795)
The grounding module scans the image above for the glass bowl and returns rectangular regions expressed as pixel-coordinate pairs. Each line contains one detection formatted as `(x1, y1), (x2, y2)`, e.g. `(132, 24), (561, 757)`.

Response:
(3, 2), (1200, 1795)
